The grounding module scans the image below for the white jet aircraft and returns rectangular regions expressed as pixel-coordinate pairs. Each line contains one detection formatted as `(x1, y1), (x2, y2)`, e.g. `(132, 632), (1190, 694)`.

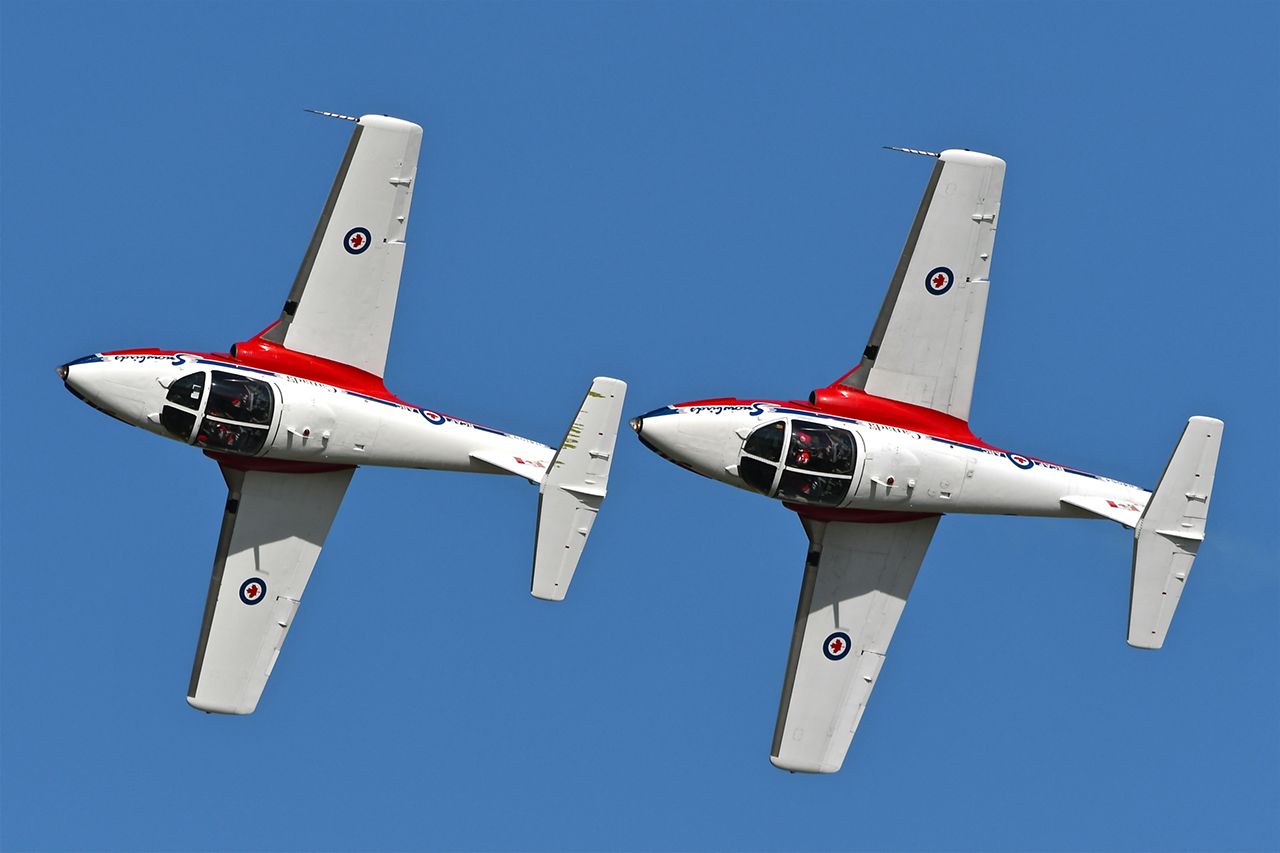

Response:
(59, 113), (626, 714)
(630, 148), (1222, 774)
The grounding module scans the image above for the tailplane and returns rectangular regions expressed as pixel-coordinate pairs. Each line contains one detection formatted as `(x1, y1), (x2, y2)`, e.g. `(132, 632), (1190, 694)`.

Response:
(530, 378), (627, 600)
(1128, 417), (1223, 648)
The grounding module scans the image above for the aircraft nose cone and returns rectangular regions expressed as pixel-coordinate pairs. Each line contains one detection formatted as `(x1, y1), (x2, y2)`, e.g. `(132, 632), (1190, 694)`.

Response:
(58, 355), (100, 389)
(631, 407), (679, 458)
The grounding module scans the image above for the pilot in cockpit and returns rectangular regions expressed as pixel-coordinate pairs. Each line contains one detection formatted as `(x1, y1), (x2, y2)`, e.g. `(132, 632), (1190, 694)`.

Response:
(198, 420), (245, 450)
(226, 387), (268, 421)
(790, 428), (830, 468)
(208, 372), (272, 424)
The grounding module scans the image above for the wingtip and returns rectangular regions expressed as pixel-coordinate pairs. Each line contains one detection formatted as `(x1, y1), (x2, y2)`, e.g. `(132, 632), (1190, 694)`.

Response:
(187, 693), (256, 714)
(769, 753), (841, 774)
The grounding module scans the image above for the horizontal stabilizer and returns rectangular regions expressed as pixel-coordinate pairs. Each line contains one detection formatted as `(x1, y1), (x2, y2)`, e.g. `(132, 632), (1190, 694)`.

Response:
(531, 378), (627, 601)
(1128, 417), (1223, 649)
(1061, 495), (1146, 528)
(469, 448), (552, 485)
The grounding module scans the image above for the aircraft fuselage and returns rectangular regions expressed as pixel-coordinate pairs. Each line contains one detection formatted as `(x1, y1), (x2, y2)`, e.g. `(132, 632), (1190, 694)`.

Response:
(631, 395), (1150, 522)
(60, 345), (554, 477)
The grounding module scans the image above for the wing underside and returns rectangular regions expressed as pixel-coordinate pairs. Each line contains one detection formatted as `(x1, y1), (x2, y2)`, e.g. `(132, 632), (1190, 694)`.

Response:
(771, 515), (939, 773)
(188, 465), (354, 714)
(260, 114), (423, 377)
(838, 149), (1005, 422)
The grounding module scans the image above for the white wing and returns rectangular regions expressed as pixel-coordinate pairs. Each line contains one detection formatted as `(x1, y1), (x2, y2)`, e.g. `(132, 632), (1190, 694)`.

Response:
(187, 465), (354, 714)
(837, 150), (1005, 421)
(260, 115), (423, 377)
(771, 515), (939, 773)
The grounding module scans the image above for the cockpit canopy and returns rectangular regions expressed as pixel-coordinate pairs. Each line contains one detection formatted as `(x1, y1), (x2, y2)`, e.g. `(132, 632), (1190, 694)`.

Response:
(160, 370), (275, 455)
(739, 419), (856, 506)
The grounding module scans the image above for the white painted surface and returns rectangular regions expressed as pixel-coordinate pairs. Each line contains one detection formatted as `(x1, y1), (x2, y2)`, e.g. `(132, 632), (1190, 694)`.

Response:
(532, 377), (627, 601)
(846, 149), (1005, 421)
(278, 115), (423, 377)
(1129, 417), (1223, 648)
(188, 468), (354, 714)
(771, 517), (939, 773)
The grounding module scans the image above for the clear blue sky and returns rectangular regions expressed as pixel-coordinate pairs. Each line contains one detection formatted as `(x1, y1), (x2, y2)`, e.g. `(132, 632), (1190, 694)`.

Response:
(3, 2), (1277, 850)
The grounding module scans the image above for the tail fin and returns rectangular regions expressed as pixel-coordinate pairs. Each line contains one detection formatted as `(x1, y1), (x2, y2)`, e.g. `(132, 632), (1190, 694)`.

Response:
(1128, 416), (1223, 648)
(530, 378), (627, 601)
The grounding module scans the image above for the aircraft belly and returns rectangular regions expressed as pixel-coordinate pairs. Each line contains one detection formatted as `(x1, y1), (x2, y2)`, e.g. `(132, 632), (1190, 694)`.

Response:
(934, 455), (1147, 517)
(347, 408), (479, 470)
(840, 441), (1147, 518)
(941, 464), (1075, 515)
(355, 409), (552, 474)
(261, 383), (549, 472)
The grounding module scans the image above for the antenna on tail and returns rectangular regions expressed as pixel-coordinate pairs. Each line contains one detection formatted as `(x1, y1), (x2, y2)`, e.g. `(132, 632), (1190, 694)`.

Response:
(882, 146), (940, 158)
(305, 109), (358, 122)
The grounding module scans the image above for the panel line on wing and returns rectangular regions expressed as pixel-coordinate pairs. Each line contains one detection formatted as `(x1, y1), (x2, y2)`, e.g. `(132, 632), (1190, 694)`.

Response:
(263, 124), (365, 342)
(846, 160), (944, 380)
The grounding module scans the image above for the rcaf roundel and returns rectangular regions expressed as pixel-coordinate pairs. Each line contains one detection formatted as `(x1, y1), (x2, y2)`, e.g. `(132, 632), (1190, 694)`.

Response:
(925, 266), (954, 295)
(239, 577), (267, 605)
(823, 631), (852, 661)
(1007, 452), (1034, 470)
(343, 227), (372, 255)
